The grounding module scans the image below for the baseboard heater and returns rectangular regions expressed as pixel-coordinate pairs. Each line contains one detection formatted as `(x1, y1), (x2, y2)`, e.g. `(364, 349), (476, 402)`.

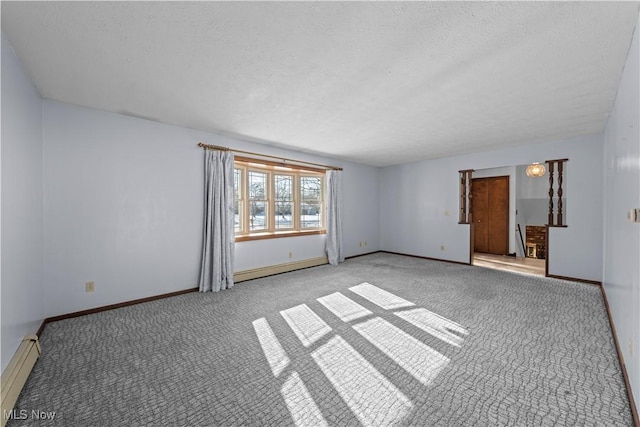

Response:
(1, 335), (41, 427)
(234, 256), (328, 283)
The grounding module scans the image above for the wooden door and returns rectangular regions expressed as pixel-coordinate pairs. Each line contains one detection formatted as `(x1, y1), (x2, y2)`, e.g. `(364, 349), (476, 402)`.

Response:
(472, 176), (509, 255)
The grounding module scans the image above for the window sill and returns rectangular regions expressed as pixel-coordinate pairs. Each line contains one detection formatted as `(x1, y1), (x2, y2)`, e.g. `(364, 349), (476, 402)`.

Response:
(235, 230), (326, 242)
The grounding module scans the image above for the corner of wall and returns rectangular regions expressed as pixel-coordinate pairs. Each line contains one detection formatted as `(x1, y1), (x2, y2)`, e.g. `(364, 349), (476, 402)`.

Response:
(1, 32), (45, 372)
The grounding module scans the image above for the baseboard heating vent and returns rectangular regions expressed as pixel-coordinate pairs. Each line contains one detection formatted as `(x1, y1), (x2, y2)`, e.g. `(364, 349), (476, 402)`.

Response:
(234, 256), (328, 283)
(1, 335), (41, 427)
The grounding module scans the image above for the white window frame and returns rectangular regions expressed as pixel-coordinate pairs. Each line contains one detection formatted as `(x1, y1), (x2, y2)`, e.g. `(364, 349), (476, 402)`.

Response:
(234, 158), (326, 241)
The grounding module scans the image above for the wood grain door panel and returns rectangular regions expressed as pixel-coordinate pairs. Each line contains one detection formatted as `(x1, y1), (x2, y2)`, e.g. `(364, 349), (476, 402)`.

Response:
(472, 180), (489, 253)
(472, 176), (509, 255)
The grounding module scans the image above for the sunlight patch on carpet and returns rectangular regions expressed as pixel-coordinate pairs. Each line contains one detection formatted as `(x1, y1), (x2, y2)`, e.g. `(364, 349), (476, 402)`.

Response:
(317, 292), (372, 322)
(281, 372), (329, 427)
(349, 282), (415, 310)
(395, 308), (469, 348)
(252, 317), (290, 377)
(353, 317), (450, 385)
(267, 282), (469, 426)
(280, 304), (333, 347)
(311, 336), (413, 426)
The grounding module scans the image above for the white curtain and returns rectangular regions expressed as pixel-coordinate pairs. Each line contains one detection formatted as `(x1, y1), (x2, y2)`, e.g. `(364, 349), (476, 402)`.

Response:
(199, 149), (235, 292)
(325, 169), (344, 265)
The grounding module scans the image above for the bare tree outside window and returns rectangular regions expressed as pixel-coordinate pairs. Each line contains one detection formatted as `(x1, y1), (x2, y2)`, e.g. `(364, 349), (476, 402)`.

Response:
(300, 176), (322, 228)
(249, 171), (267, 230)
(274, 174), (294, 229)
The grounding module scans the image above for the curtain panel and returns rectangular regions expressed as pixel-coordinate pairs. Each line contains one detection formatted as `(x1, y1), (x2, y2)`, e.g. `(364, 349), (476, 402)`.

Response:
(199, 150), (235, 292)
(325, 169), (344, 265)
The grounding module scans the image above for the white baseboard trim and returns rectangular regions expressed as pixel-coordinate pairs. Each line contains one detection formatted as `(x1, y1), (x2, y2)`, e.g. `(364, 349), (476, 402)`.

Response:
(234, 256), (329, 283)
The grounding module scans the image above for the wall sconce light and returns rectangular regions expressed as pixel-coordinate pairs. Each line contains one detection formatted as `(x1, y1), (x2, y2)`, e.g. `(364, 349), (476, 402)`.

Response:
(526, 162), (546, 177)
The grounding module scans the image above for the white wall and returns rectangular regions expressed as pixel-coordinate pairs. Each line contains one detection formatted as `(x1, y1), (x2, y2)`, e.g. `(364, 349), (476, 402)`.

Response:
(379, 133), (604, 282)
(603, 13), (639, 416)
(42, 101), (379, 317)
(1, 33), (44, 371)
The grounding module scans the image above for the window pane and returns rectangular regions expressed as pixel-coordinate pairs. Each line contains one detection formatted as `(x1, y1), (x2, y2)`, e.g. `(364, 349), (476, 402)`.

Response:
(300, 176), (322, 228)
(249, 171), (268, 231)
(275, 175), (293, 199)
(234, 169), (241, 197)
(235, 202), (244, 233)
(249, 171), (267, 199)
(249, 201), (267, 230)
(275, 202), (293, 229)
(275, 175), (294, 229)
(300, 176), (321, 201)
(234, 169), (242, 232)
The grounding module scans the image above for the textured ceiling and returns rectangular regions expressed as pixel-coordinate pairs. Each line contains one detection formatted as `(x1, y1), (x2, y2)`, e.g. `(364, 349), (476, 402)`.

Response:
(2, 2), (639, 166)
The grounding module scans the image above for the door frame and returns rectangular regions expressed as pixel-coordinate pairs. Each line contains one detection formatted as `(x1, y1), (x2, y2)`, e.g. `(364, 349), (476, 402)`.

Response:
(466, 172), (549, 277)
(471, 175), (510, 256)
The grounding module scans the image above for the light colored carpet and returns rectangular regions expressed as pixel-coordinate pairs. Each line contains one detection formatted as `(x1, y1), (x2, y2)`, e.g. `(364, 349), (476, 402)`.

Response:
(9, 253), (633, 426)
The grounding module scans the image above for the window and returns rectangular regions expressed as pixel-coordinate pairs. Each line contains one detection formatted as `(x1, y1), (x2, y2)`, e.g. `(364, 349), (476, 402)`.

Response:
(300, 176), (322, 229)
(234, 168), (243, 233)
(234, 158), (326, 241)
(274, 174), (294, 230)
(248, 170), (268, 231)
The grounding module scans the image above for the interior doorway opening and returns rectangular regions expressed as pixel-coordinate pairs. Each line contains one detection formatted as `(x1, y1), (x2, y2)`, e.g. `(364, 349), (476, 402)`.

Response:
(468, 166), (548, 278)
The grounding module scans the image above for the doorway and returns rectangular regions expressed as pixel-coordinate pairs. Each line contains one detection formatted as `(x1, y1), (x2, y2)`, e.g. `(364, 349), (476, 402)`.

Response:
(467, 166), (547, 277)
(472, 176), (509, 255)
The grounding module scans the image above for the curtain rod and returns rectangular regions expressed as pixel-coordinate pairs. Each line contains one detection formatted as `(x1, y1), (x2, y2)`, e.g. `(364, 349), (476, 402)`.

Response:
(197, 142), (343, 171)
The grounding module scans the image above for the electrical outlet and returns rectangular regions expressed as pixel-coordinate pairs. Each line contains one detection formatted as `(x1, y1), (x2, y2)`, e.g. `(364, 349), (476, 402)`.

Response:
(85, 281), (95, 292)
(359, 242), (362, 247)
(364, 241), (367, 247)
(288, 252), (293, 259)
(444, 210), (451, 216)
(440, 245), (445, 251)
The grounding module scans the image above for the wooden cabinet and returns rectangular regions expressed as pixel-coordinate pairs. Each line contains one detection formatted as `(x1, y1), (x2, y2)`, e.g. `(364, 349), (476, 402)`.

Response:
(525, 225), (546, 259)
